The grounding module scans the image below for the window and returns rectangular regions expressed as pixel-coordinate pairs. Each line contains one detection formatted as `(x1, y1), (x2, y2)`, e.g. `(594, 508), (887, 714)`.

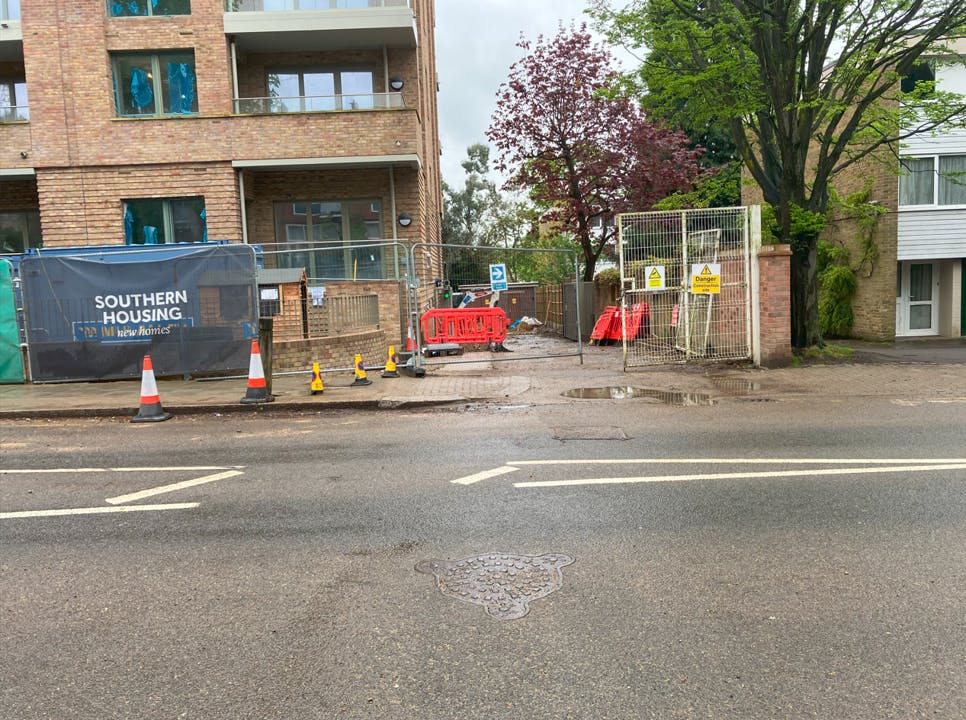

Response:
(0, 77), (28, 122)
(113, 52), (197, 117)
(267, 68), (374, 112)
(123, 197), (206, 245)
(0, 210), (41, 254)
(901, 61), (935, 95)
(900, 155), (966, 207)
(108, 0), (190, 16)
(1, 0), (21, 21)
(273, 199), (384, 279)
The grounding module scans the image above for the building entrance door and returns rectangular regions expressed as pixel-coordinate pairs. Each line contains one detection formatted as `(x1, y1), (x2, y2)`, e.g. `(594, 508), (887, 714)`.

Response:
(896, 261), (939, 336)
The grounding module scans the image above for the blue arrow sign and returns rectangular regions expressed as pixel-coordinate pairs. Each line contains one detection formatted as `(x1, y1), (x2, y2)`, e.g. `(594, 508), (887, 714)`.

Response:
(489, 263), (508, 291)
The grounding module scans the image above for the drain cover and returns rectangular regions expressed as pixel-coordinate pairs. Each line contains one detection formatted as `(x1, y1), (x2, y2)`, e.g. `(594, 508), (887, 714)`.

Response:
(552, 426), (628, 440)
(416, 552), (575, 620)
(561, 387), (713, 406)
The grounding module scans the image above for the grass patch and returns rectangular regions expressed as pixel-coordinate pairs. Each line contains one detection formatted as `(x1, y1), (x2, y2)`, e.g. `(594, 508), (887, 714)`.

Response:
(791, 343), (855, 366)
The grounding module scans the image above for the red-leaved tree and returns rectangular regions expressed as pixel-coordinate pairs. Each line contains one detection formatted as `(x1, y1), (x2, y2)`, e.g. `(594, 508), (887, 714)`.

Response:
(487, 24), (705, 281)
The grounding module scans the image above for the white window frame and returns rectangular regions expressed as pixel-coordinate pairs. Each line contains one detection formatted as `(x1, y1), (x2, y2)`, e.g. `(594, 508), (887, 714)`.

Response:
(899, 154), (966, 209)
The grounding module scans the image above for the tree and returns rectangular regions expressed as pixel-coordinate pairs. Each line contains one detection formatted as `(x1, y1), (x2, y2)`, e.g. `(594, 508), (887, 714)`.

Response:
(591, 0), (966, 347)
(486, 24), (705, 281)
(441, 143), (507, 247)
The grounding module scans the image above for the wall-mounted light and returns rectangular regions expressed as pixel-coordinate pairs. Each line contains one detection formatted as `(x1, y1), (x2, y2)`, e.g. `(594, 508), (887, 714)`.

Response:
(389, 77), (404, 91)
(397, 213), (413, 227)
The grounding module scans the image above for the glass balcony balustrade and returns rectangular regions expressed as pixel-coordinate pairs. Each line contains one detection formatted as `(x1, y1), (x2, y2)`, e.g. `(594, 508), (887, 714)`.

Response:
(234, 92), (402, 114)
(225, 0), (410, 11)
(0, 104), (28, 122)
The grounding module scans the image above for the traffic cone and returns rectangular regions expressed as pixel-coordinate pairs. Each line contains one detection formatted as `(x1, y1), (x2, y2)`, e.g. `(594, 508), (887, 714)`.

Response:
(381, 346), (399, 378)
(406, 322), (415, 351)
(310, 362), (324, 395)
(351, 353), (372, 386)
(240, 339), (274, 404)
(131, 354), (172, 423)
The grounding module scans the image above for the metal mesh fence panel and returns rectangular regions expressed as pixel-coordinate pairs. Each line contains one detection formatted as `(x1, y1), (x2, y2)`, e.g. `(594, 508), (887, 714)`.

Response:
(408, 243), (581, 367)
(618, 207), (752, 367)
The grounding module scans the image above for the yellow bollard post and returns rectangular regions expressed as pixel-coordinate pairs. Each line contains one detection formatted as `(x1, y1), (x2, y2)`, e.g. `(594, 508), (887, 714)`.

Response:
(351, 353), (372, 386)
(310, 362), (324, 395)
(381, 346), (399, 378)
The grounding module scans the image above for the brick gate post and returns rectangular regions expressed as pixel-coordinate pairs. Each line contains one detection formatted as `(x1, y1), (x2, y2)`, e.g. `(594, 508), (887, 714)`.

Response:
(757, 244), (792, 367)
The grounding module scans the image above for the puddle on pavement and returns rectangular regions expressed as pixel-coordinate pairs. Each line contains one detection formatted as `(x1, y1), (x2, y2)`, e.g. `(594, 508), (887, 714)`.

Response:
(562, 386), (714, 406)
(708, 376), (761, 396)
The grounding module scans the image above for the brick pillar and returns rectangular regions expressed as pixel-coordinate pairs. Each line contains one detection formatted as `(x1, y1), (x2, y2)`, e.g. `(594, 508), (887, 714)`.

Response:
(757, 244), (792, 367)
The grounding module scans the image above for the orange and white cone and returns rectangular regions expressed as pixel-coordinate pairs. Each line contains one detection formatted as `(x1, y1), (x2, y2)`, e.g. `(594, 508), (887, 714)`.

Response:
(240, 339), (274, 404)
(131, 354), (172, 423)
(406, 322), (415, 352)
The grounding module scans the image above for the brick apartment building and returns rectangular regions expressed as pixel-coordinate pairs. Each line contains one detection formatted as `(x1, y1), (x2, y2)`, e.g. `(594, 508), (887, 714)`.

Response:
(0, 0), (442, 267)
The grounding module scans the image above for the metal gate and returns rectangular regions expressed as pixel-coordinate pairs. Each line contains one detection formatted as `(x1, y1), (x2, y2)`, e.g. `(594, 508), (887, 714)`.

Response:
(407, 242), (582, 369)
(618, 207), (753, 368)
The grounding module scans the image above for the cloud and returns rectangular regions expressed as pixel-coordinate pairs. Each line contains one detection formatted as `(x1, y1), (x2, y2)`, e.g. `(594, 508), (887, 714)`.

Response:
(436, 0), (598, 185)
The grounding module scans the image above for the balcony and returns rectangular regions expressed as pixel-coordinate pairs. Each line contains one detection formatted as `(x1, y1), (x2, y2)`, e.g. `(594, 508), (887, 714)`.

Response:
(0, 103), (27, 122)
(234, 92), (403, 114)
(224, 0), (416, 53)
(0, 1), (23, 63)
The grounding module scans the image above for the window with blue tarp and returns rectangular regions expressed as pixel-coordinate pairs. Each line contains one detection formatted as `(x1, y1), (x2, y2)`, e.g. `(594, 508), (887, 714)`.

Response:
(113, 51), (197, 117)
(124, 197), (206, 245)
(108, 0), (191, 16)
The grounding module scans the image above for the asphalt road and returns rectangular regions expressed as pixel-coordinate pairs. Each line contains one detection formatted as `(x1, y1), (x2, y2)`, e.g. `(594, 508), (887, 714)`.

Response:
(2, 396), (965, 719)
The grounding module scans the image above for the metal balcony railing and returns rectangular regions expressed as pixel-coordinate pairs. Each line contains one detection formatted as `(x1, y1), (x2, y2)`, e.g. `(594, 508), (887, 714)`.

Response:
(225, 0), (411, 11)
(0, 105), (28, 122)
(234, 92), (403, 114)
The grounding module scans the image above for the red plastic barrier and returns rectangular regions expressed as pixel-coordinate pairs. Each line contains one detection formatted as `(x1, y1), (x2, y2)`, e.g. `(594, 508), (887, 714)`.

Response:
(590, 306), (621, 344)
(421, 307), (510, 345)
(590, 303), (649, 344)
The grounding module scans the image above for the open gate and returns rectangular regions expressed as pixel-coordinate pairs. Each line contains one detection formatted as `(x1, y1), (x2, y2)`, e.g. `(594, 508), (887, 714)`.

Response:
(618, 207), (754, 368)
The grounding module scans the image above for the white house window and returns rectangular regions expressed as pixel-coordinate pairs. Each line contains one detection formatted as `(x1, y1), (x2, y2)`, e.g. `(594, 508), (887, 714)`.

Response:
(900, 61), (935, 95)
(899, 155), (966, 207)
(937, 155), (966, 206)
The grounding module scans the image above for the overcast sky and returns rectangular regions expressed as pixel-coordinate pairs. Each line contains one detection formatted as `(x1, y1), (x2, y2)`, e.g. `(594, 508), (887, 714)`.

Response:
(434, 0), (635, 187)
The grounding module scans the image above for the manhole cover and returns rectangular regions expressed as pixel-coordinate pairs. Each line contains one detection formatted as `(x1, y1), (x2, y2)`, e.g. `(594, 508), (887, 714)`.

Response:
(415, 552), (575, 620)
(562, 386), (713, 406)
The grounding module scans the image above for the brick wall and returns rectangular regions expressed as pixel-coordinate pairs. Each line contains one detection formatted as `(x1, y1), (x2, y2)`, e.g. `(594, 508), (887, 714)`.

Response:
(757, 244), (792, 366)
(272, 328), (389, 374)
(34, 162), (240, 246)
(823, 148), (899, 341)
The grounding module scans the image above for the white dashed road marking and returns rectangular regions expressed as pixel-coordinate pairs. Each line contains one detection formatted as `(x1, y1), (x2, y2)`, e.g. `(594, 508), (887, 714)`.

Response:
(1, 503), (200, 520)
(106, 470), (244, 505)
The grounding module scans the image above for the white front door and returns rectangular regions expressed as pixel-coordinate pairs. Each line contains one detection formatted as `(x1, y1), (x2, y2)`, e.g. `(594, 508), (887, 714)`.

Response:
(896, 261), (939, 336)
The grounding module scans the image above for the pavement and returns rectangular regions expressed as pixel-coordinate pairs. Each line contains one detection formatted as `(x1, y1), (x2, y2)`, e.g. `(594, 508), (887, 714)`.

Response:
(0, 334), (964, 419)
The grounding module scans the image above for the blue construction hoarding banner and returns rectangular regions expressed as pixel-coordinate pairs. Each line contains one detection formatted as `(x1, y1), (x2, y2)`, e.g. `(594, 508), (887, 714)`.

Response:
(21, 244), (258, 382)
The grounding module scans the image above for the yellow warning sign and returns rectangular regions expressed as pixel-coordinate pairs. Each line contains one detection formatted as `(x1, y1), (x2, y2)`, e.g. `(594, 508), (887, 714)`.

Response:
(644, 265), (666, 291)
(690, 263), (721, 294)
